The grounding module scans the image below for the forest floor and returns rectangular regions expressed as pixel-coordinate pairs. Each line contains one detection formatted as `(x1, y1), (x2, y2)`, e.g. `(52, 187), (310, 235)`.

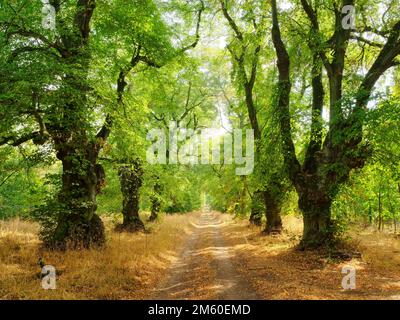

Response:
(1, 211), (400, 299)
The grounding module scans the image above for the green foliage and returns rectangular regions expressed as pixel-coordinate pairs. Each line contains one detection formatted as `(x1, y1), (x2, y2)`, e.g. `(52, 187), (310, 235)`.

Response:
(96, 163), (123, 215)
(0, 146), (54, 219)
(332, 97), (400, 229)
(1, 0), (400, 250)
(162, 167), (202, 213)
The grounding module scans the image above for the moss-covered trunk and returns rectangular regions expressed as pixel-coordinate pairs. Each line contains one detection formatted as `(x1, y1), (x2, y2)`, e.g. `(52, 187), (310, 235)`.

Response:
(297, 186), (332, 249)
(249, 191), (263, 226)
(149, 181), (162, 222)
(263, 189), (283, 234)
(116, 162), (144, 232)
(50, 136), (106, 249)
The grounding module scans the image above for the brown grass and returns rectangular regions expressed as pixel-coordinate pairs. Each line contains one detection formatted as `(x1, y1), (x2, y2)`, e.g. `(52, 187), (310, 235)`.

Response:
(226, 215), (400, 299)
(0, 212), (198, 300)
(1, 212), (400, 300)
(347, 225), (400, 275)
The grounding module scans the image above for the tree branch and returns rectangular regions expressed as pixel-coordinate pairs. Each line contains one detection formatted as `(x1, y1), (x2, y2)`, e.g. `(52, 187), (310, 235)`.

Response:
(219, 0), (243, 41)
(0, 131), (42, 147)
(4, 23), (64, 56)
(350, 35), (384, 48)
(97, 1), (204, 146)
(0, 171), (17, 188)
(356, 20), (400, 110)
(179, 0), (205, 52)
(300, 0), (333, 76)
(271, 0), (301, 182)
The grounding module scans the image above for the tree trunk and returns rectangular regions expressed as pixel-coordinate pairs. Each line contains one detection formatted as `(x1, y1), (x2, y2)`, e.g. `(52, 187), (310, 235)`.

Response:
(46, 0), (104, 249)
(149, 181), (162, 222)
(149, 196), (161, 222)
(263, 189), (282, 234)
(116, 162), (145, 232)
(219, 4), (284, 230)
(297, 187), (333, 249)
(378, 188), (383, 231)
(388, 192), (396, 234)
(238, 179), (247, 216)
(249, 191), (263, 226)
(51, 141), (106, 249)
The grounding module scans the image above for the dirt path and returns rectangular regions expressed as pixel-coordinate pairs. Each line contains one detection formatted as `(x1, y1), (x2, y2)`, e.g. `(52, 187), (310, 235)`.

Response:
(151, 211), (259, 300)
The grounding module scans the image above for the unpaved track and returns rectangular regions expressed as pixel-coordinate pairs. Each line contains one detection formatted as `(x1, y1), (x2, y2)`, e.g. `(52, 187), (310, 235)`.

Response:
(151, 211), (259, 300)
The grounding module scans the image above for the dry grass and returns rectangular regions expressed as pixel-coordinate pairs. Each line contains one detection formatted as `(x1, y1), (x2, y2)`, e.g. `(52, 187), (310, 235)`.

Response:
(0, 212), (199, 300)
(274, 215), (400, 274)
(347, 226), (400, 274)
(1, 212), (400, 300)
(226, 215), (400, 300)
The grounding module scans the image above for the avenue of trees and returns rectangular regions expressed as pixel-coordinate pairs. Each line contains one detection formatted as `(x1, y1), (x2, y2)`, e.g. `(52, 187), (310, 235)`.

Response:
(1, 0), (399, 249)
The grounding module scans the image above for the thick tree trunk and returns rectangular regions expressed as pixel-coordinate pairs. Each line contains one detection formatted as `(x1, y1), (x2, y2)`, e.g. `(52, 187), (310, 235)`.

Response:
(47, 0), (104, 249)
(297, 186), (333, 249)
(115, 162), (145, 232)
(263, 190), (282, 234)
(51, 141), (106, 249)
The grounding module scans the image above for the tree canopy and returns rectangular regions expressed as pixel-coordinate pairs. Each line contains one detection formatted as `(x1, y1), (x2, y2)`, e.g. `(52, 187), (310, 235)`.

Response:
(0, 0), (399, 251)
